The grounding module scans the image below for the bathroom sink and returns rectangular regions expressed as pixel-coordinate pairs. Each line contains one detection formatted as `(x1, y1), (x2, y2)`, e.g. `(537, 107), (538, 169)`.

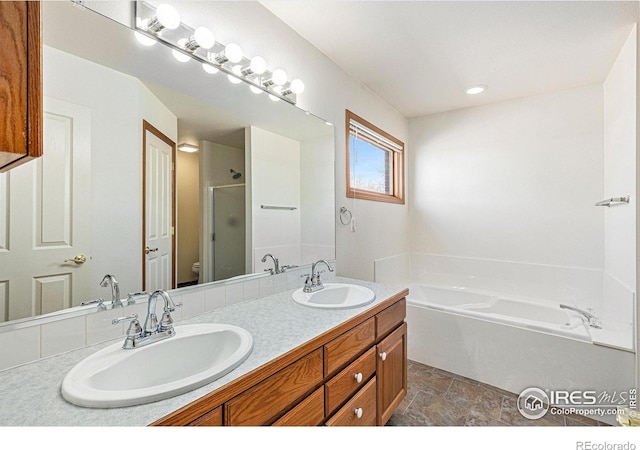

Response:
(292, 283), (375, 309)
(61, 323), (253, 408)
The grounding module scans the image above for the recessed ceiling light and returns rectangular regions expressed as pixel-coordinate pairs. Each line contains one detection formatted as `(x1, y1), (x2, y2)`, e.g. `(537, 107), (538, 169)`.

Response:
(465, 85), (488, 95)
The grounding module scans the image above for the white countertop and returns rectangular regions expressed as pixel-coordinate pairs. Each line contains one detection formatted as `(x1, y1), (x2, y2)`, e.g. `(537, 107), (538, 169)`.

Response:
(0, 277), (401, 426)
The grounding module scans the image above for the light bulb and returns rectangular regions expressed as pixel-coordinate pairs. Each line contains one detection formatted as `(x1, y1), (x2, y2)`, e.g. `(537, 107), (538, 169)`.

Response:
(250, 56), (267, 75)
(250, 85), (263, 94)
(225, 43), (243, 64)
(202, 63), (219, 74)
(172, 47), (191, 63)
(290, 79), (305, 94)
(194, 27), (215, 49)
(271, 69), (287, 86)
(156, 4), (180, 30)
(134, 31), (156, 46)
(227, 65), (243, 84)
(269, 94), (280, 102)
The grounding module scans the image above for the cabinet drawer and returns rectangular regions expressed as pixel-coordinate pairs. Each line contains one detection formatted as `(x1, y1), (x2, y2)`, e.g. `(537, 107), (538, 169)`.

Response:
(273, 386), (325, 426)
(376, 298), (405, 339)
(325, 347), (376, 415)
(225, 348), (323, 426)
(324, 318), (375, 376)
(325, 377), (377, 426)
(188, 406), (222, 426)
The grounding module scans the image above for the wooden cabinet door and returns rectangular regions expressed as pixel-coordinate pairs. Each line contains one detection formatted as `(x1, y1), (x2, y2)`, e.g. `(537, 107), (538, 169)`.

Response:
(376, 322), (407, 425)
(0, 1), (42, 172)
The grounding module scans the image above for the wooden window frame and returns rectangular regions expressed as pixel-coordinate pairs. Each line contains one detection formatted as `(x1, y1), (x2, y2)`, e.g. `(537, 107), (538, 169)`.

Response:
(345, 110), (404, 204)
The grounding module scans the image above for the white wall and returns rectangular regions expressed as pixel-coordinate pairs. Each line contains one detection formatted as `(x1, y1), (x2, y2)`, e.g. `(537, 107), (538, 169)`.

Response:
(44, 46), (177, 300)
(409, 85), (604, 269)
(248, 127), (301, 272)
(300, 134), (336, 264)
(603, 26), (637, 323)
(85, 0), (410, 282)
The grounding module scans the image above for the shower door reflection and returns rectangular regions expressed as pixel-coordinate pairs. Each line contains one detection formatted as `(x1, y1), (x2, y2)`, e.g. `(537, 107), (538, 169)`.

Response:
(206, 184), (246, 282)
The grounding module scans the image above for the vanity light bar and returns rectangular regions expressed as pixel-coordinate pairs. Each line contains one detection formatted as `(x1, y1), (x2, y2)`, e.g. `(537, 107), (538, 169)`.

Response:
(134, 1), (303, 104)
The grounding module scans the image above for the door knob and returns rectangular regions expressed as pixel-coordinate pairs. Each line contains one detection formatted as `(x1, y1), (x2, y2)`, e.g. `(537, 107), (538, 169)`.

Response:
(379, 352), (387, 361)
(354, 372), (363, 383)
(354, 408), (363, 419)
(145, 247), (159, 255)
(64, 255), (86, 265)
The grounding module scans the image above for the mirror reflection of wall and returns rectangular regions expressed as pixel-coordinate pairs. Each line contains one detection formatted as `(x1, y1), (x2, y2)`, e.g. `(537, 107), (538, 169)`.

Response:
(176, 148), (199, 287)
(0, 1), (335, 326)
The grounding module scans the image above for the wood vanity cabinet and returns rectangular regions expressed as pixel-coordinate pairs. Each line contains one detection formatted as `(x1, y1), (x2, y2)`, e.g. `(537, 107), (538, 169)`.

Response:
(0, 1), (42, 172)
(151, 291), (408, 427)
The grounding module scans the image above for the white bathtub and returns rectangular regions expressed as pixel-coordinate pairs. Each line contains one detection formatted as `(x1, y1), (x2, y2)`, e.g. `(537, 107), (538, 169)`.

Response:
(405, 283), (635, 425)
(408, 284), (590, 341)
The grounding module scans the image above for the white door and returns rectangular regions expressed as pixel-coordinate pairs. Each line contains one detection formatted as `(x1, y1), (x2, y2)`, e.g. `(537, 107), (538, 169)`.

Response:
(0, 97), (91, 322)
(143, 122), (175, 292)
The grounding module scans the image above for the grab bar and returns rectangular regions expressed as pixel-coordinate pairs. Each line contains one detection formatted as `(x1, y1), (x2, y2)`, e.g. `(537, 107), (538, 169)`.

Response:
(595, 196), (629, 207)
(261, 205), (297, 210)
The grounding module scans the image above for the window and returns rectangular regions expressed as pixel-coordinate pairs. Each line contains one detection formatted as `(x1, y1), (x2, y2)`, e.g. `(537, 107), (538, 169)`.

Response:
(346, 110), (404, 204)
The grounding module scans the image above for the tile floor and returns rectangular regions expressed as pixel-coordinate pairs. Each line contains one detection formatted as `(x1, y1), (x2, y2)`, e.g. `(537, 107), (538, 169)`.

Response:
(387, 361), (609, 426)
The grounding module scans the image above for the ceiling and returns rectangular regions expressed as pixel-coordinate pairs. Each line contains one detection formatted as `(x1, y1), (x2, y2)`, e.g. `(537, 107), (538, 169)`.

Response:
(261, 1), (639, 118)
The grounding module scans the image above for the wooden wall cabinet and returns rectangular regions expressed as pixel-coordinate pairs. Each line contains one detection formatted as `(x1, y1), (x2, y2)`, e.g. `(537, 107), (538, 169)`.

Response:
(0, 1), (42, 172)
(152, 292), (408, 427)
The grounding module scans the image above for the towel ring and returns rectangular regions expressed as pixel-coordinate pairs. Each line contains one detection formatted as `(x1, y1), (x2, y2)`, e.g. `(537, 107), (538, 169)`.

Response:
(339, 207), (352, 225)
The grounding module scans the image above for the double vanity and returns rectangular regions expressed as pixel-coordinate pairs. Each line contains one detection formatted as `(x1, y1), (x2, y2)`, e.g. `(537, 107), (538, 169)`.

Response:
(0, 278), (407, 426)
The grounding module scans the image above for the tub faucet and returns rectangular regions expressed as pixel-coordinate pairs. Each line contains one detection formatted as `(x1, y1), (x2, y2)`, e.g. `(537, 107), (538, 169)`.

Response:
(560, 304), (602, 329)
(100, 274), (122, 309)
(302, 260), (334, 293)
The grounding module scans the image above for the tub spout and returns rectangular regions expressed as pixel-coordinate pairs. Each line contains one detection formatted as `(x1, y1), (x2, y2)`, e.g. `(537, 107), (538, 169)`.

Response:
(560, 304), (602, 329)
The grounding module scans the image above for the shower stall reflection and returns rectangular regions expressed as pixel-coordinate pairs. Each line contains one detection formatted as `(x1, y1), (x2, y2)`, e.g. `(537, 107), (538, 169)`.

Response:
(203, 184), (246, 283)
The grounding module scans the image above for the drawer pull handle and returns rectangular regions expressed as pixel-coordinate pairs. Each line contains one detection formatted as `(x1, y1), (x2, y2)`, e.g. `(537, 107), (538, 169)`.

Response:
(379, 351), (387, 361)
(354, 407), (363, 419)
(354, 372), (363, 383)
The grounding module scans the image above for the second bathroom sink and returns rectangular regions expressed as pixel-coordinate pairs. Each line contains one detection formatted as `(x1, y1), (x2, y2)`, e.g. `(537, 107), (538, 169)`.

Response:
(292, 283), (376, 309)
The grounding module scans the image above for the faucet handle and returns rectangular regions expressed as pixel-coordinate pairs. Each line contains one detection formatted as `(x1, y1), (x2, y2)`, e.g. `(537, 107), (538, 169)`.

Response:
(112, 314), (138, 326)
(112, 314), (142, 349)
(81, 298), (106, 310)
(112, 314), (142, 336)
(127, 291), (149, 305)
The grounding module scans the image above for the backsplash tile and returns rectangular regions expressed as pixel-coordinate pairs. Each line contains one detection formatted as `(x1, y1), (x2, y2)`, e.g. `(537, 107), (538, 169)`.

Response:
(0, 259), (336, 371)
(259, 276), (274, 298)
(85, 307), (122, 346)
(41, 316), (86, 358)
(180, 290), (205, 319)
(287, 268), (302, 290)
(204, 286), (225, 311)
(243, 279), (260, 301)
(0, 326), (40, 371)
(225, 282), (244, 306)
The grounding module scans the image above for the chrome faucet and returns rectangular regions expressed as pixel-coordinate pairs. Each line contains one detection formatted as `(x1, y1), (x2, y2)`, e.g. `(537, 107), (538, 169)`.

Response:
(100, 274), (122, 308)
(112, 290), (179, 349)
(560, 304), (602, 329)
(144, 290), (178, 335)
(302, 260), (334, 293)
(261, 253), (280, 274)
(261, 253), (295, 274)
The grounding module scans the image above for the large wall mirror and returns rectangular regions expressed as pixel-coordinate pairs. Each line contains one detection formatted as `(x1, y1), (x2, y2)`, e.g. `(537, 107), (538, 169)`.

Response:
(0, 1), (335, 325)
